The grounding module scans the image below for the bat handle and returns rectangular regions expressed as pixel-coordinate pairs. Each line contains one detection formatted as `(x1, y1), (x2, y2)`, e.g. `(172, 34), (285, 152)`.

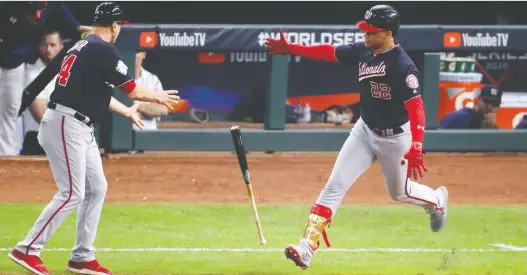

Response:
(255, 219), (267, 245)
(247, 184), (267, 245)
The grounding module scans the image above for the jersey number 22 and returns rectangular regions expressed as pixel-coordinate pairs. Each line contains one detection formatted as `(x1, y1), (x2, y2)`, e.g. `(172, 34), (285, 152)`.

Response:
(58, 55), (77, 87)
(370, 81), (392, 100)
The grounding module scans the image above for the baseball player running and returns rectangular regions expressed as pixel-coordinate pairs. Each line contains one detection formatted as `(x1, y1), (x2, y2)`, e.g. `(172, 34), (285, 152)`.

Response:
(8, 2), (179, 275)
(265, 5), (449, 270)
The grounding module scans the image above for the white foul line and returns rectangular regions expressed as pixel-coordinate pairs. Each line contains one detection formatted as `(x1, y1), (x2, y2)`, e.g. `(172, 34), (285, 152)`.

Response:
(490, 243), (527, 252)
(0, 247), (524, 253)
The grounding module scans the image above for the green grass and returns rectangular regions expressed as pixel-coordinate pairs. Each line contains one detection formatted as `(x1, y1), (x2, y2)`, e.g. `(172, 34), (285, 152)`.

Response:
(0, 204), (526, 275)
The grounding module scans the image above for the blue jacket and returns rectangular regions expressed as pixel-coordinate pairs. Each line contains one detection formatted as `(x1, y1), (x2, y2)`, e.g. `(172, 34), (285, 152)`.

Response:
(515, 119), (527, 129)
(0, 2), (80, 68)
(439, 108), (484, 129)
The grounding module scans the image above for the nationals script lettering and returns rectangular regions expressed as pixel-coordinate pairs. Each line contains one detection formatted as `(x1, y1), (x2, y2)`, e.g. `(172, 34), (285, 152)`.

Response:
(358, 61), (386, 81)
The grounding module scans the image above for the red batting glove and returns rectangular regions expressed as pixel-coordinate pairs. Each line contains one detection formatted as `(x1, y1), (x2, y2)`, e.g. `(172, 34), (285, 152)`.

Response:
(264, 28), (291, 55)
(402, 142), (428, 180)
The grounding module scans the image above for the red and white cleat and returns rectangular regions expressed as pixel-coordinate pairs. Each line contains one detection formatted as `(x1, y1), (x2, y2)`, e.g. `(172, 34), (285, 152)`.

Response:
(284, 242), (314, 270)
(8, 249), (49, 275)
(66, 259), (112, 275)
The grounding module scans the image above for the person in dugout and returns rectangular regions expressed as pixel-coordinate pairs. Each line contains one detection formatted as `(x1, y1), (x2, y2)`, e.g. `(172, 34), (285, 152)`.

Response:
(439, 86), (502, 129)
(133, 50), (169, 131)
(0, 1), (90, 156)
(515, 114), (527, 129)
(17, 30), (64, 155)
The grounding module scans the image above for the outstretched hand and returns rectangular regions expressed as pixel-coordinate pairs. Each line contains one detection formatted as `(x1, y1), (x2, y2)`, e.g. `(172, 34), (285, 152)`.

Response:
(157, 90), (180, 109)
(128, 103), (144, 129)
(402, 142), (428, 180)
(265, 28), (291, 55)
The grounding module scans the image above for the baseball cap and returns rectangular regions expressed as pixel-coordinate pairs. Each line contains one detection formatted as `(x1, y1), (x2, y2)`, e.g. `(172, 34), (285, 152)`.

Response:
(478, 86), (502, 107)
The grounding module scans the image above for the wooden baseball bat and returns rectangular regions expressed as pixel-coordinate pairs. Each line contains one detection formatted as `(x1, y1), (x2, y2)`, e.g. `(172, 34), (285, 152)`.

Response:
(229, 126), (267, 245)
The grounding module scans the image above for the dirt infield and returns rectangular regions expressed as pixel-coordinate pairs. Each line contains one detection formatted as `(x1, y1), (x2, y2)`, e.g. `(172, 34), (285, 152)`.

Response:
(1, 152), (526, 204)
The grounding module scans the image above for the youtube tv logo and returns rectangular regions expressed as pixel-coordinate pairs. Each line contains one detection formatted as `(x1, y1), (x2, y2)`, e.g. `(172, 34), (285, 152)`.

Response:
(444, 32), (509, 48)
(443, 32), (462, 48)
(140, 32), (157, 48)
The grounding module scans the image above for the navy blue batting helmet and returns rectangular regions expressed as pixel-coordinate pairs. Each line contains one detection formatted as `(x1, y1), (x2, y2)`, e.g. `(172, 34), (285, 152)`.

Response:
(93, 2), (129, 26)
(356, 5), (400, 35)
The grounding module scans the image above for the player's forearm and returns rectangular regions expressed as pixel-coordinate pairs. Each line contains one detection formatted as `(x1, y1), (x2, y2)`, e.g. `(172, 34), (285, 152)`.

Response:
(108, 97), (132, 118)
(137, 102), (169, 117)
(289, 44), (338, 63)
(127, 85), (166, 103)
(404, 96), (425, 143)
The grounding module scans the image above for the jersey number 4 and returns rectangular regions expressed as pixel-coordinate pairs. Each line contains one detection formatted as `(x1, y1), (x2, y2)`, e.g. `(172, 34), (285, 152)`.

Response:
(57, 55), (77, 87)
(370, 81), (392, 100)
